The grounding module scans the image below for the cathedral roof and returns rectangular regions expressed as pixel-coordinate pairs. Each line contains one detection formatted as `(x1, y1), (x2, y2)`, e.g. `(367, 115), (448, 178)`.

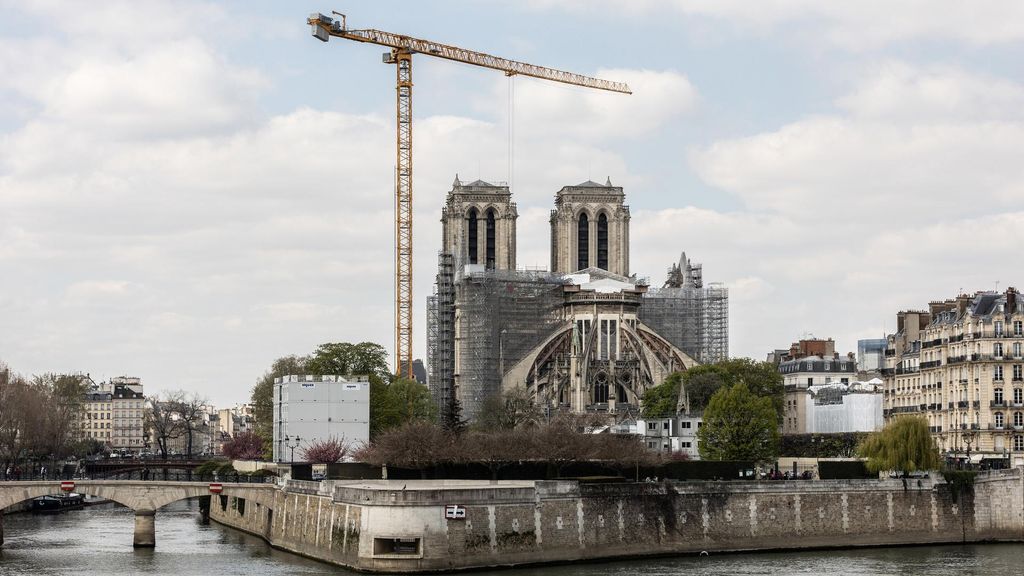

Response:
(563, 268), (636, 293)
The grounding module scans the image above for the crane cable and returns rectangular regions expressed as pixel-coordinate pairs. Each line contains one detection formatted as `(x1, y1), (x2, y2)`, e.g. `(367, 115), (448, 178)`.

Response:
(508, 75), (515, 191)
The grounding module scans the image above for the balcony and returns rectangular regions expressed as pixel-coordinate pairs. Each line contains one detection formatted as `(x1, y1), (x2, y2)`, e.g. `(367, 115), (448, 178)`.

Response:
(881, 368), (895, 376)
(992, 400), (1008, 408)
(929, 426), (943, 433)
(958, 401), (970, 409)
(970, 423), (980, 430)
(896, 366), (920, 375)
(973, 401), (981, 409)
(920, 360), (942, 369)
(948, 356), (966, 365)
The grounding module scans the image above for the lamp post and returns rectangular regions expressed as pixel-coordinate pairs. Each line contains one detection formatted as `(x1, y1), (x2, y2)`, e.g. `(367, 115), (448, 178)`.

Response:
(963, 430), (975, 470)
(285, 435), (302, 463)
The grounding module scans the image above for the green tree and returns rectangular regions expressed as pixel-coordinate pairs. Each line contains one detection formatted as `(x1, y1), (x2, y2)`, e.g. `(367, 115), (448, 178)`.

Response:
(697, 382), (780, 463)
(251, 355), (309, 458)
(441, 394), (467, 435)
(371, 377), (436, 438)
(641, 358), (783, 419)
(641, 372), (683, 418)
(858, 416), (940, 475)
(306, 342), (390, 380)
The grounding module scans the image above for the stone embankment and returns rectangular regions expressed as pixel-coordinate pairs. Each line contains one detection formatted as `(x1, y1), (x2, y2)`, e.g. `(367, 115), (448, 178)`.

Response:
(209, 469), (1024, 572)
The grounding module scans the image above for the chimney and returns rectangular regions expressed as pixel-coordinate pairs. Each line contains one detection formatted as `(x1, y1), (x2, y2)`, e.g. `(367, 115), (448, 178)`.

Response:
(1007, 287), (1018, 313)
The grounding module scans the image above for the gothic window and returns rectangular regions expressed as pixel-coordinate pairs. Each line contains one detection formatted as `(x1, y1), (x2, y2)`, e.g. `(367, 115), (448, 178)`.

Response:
(597, 213), (609, 270)
(577, 212), (589, 270)
(467, 207), (478, 264)
(617, 384), (627, 403)
(485, 209), (496, 269)
(594, 373), (609, 404)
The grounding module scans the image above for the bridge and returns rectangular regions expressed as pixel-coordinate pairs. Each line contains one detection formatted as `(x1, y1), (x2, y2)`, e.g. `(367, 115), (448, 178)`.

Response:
(0, 480), (278, 548)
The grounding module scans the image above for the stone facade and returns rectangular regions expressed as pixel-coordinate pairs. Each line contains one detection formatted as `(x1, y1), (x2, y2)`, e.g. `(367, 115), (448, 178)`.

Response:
(884, 289), (1024, 466)
(441, 177), (517, 271)
(549, 180), (629, 277)
(209, 471), (1024, 573)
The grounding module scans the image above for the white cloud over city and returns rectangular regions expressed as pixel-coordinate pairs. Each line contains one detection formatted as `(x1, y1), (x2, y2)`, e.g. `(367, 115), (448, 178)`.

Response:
(1, 1), (1021, 403)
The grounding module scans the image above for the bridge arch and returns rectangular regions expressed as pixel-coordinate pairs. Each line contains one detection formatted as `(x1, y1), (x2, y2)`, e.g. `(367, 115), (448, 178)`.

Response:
(0, 480), (277, 548)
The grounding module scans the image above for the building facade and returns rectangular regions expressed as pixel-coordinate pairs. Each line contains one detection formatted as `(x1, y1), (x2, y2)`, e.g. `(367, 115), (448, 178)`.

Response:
(81, 376), (146, 451)
(272, 374), (370, 463)
(775, 339), (860, 434)
(883, 288), (1024, 467)
(426, 177), (726, 422)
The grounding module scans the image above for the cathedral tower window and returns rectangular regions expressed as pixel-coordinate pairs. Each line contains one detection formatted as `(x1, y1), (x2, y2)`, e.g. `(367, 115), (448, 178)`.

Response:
(486, 209), (496, 269)
(597, 213), (609, 270)
(577, 212), (589, 270)
(467, 207), (478, 264)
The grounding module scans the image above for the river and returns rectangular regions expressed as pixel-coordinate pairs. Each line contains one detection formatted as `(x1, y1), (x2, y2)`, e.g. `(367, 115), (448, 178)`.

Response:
(1, 501), (1022, 575)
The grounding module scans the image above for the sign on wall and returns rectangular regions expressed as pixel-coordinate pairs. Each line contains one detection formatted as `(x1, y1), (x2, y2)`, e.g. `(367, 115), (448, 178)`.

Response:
(444, 505), (466, 519)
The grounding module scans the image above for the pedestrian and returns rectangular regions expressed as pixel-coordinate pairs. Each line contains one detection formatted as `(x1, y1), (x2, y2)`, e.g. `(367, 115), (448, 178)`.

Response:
(5, 465), (10, 480)
(41, 465), (47, 479)
(14, 465), (22, 480)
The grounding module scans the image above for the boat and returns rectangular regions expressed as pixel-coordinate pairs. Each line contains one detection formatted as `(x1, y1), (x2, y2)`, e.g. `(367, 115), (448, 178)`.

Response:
(31, 492), (86, 514)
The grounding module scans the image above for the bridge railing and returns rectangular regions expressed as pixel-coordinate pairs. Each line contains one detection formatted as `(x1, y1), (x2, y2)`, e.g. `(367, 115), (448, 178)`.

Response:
(0, 471), (277, 484)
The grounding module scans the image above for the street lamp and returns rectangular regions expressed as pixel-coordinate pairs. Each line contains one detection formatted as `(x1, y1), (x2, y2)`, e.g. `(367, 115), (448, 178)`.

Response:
(963, 431), (975, 470)
(285, 435), (302, 463)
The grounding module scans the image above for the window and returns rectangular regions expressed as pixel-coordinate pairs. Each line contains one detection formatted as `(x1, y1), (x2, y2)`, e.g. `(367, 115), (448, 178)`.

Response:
(995, 343), (1004, 357)
(662, 421), (669, 430)
(807, 378), (813, 386)
(995, 388), (1004, 403)
(485, 209), (496, 269)
(647, 422), (657, 430)
(1016, 365), (1023, 381)
(1015, 388), (1023, 405)
(577, 212), (589, 270)
(467, 207), (478, 264)
(681, 421), (692, 429)
(1015, 435), (1024, 451)
(596, 213), (609, 270)
(681, 442), (692, 448)
(1016, 320), (1023, 337)
(995, 365), (1004, 381)
(996, 412), (1005, 428)
(996, 321), (1005, 337)
(1016, 343), (1023, 358)
(1015, 412), (1023, 427)
(824, 362), (831, 371)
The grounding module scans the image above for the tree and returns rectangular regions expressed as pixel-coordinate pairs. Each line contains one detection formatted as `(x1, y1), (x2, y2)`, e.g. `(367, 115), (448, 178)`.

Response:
(355, 421), (453, 475)
(697, 382), (780, 463)
(146, 392), (184, 459)
(251, 354), (309, 458)
(306, 342), (390, 381)
(31, 373), (90, 460)
(170, 391), (209, 458)
(476, 386), (541, 430)
(641, 372), (683, 417)
(858, 416), (940, 475)
(441, 394), (467, 435)
(371, 377), (436, 437)
(301, 436), (352, 463)
(640, 359), (783, 419)
(222, 431), (265, 460)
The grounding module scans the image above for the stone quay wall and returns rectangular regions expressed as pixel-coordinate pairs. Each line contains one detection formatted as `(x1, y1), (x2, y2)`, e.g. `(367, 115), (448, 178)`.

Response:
(209, 469), (1024, 573)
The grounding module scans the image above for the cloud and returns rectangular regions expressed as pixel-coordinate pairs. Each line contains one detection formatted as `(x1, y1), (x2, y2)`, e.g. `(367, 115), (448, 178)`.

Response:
(690, 62), (1024, 221)
(523, 0), (1024, 49)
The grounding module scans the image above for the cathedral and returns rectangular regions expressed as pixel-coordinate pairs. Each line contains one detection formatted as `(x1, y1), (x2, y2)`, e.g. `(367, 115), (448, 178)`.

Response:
(426, 177), (728, 422)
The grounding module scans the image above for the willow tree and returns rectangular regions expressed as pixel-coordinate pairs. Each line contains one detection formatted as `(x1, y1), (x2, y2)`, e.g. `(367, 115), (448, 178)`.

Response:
(857, 416), (940, 475)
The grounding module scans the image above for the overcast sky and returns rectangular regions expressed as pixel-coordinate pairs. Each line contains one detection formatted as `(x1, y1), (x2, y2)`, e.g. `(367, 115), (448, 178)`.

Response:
(3, 1), (1024, 405)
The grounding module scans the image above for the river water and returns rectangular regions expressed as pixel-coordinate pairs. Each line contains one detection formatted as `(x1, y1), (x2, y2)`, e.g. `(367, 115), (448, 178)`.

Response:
(1, 500), (1022, 575)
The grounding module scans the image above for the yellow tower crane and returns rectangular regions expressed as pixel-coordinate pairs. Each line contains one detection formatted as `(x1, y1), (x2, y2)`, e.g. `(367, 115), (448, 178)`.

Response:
(308, 12), (631, 378)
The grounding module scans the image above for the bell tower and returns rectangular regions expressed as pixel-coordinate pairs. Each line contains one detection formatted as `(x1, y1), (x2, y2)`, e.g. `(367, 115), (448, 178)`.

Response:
(441, 176), (517, 271)
(550, 178), (630, 276)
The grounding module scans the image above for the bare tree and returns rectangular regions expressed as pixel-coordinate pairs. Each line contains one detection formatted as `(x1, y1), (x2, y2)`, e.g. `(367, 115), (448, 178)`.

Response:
(170, 391), (208, 458)
(475, 386), (542, 430)
(146, 392), (184, 459)
(355, 421), (454, 477)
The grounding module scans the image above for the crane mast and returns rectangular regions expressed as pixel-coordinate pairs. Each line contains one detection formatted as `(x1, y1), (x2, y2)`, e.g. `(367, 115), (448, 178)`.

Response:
(308, 13), (631, 378)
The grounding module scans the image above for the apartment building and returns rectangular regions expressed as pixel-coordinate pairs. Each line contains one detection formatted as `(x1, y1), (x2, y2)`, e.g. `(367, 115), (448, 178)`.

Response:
(883, 288), (1024, 468)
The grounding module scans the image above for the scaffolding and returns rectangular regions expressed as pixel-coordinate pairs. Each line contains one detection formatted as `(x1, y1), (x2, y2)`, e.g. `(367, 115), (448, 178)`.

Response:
(426, 252), (456, 412)
(640, 283), (729, 364)
(454, 268), (565, 421)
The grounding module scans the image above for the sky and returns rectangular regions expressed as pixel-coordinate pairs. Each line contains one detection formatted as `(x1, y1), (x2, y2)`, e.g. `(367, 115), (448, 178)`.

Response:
(2, 1), (1024, 406)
